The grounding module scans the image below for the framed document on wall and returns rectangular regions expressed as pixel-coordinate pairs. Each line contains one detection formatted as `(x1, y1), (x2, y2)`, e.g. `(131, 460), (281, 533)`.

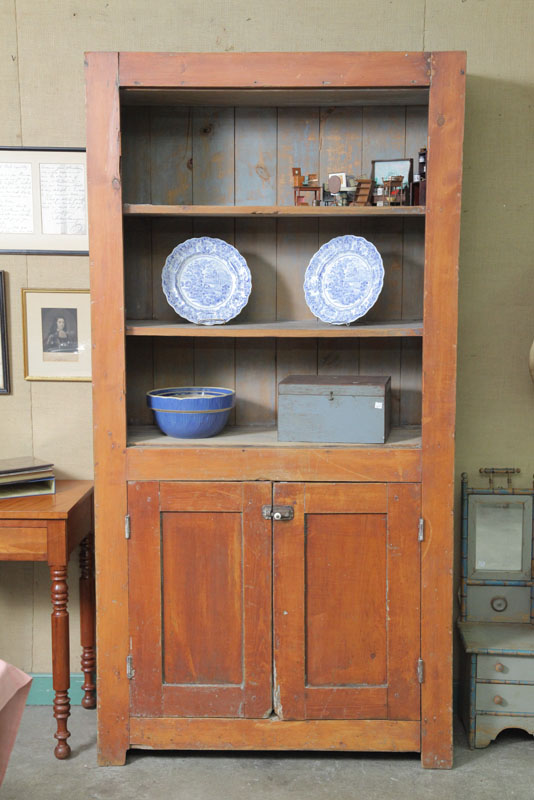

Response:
(0, 147), (88, 254)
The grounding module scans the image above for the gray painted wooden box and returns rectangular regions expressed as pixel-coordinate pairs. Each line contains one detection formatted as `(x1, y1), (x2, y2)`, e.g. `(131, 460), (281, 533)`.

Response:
(277, 375), (391, 444)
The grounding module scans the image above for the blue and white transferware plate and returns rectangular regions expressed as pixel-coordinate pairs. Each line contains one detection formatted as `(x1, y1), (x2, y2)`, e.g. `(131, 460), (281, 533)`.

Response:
(303, 235), (384, 325)
(162, 237), (251, 324)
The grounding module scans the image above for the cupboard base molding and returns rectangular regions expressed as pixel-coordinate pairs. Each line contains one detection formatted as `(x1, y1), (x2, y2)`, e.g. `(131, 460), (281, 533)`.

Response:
(129, 717), (421, 752)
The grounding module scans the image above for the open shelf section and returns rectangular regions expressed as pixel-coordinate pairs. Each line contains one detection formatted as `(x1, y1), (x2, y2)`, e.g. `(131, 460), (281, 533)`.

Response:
(125, 319), (424, 338)
(123, 203), (426, 218)
(128, 425), (422, 449)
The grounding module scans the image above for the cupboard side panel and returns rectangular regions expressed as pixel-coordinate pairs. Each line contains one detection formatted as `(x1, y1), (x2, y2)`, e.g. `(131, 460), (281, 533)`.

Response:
(421, 51), (466, 770)
(85, 51), (129, 766)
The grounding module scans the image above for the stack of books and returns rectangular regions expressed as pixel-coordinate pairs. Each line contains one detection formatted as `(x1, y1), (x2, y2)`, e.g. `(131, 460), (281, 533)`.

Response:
(0, 457), (55, 499)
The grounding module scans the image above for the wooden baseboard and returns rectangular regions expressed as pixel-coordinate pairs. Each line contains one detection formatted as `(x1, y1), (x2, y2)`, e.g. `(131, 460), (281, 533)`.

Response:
(130, 717), (420, 752)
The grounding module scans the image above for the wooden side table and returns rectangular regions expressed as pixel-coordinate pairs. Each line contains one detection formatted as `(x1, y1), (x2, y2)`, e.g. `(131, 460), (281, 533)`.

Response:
(0, 480), (95, 759)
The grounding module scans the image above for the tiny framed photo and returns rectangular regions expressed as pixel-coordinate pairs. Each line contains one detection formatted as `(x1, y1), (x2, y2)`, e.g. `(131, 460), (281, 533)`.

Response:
(0, 272), (10, 394)
(371, 158), (413, 187)
(0, 147), (88, 254)
(22, 289), (91, 381)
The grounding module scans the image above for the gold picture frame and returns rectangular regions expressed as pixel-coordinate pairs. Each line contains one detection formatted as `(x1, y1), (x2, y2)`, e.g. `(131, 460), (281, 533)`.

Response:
(22, 289), (92, 381)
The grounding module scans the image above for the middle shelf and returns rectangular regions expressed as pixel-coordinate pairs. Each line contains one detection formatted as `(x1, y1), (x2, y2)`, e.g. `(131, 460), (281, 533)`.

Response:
(125, 319), (424, 338)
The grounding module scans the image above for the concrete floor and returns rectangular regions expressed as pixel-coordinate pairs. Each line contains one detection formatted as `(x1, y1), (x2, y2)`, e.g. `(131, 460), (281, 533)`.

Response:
(2, 708), (533, 800)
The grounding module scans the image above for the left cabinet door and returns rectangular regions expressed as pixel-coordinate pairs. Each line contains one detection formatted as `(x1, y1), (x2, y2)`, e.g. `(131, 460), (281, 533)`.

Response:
(128, 481), (272, 718)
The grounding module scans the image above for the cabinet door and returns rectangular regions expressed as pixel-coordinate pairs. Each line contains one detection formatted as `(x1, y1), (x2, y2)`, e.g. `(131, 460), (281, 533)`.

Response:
(128, 481), (272, 718)
(273, 482), (420, 721)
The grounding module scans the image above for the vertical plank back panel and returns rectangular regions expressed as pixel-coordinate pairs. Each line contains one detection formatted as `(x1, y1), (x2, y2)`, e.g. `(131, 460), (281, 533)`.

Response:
(121, 106), (151, 204)
(277, 107), (320, 206)
(124, 217), (152, 320)
(153, 338), (195, 390)
(151, 217), (194, 321)
(150, 107), (193, 205)
(235, 338), (276, 426)
(400, 339), (422, 426)
(126, 337), (153, 426)
(361, 218), (403, 321)
(192, 107), (235, 205)
(235, 108), (277, 205)
(276, 219), (318, 321)
(359, 339), (401, 427)
(319, 106), (363, 184)
(362, 105), (406, 166)
(402, 219), (425, 320)
(405, 105), (428, 177)
(234, 219), (277, 323)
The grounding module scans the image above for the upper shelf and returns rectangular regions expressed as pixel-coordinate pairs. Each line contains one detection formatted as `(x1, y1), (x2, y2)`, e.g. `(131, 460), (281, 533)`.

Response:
(126, 320), (423, 338)
(123, 204), (426, 218)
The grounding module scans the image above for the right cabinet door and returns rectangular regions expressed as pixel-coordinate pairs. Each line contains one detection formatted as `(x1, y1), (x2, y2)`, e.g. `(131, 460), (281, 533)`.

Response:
(273, 482), (421, 721)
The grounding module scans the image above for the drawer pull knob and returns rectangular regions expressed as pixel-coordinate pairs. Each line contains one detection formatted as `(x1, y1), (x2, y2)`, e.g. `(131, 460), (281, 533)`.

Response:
(495, 662), (505, 673)
(490, 596), (508, 612)
(493, 695), (504, 705)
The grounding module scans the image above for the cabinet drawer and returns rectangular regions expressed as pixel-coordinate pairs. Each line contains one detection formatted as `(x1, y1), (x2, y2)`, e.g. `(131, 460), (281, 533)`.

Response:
(466, 585), (530, 623)
(476, 683), (534, 713)
(478, 654), (534, 683)
(0, 527), (47, 560)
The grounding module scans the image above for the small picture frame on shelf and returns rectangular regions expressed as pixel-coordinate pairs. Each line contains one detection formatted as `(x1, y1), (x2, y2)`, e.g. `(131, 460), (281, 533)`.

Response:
(371, 158), (413, 188)
(0, 272), (10, 394)
(22, 289), (92, 381)
(0, 147), (88, 254)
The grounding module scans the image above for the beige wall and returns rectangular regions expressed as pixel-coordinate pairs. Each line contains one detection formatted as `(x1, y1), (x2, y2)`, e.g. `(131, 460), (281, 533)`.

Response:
(0, 0), (532, 671)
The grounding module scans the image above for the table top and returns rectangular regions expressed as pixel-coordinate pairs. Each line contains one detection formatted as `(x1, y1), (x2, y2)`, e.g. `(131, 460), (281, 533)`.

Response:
(0, 480), (93, 520)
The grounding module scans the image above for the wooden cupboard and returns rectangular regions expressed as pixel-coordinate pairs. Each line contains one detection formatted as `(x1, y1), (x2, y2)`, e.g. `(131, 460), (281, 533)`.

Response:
(85, 51), (465, 768)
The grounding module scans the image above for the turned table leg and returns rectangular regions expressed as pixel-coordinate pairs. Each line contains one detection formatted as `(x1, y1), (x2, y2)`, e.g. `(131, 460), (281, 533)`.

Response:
(79, 533), (96, 708)
(50, 564), (71, 759)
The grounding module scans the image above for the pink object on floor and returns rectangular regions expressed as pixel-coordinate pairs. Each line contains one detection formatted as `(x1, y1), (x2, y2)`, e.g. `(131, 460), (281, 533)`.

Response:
(0, 659), (32, 786)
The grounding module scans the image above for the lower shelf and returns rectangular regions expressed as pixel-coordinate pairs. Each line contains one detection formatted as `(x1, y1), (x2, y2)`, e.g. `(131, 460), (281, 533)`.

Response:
(128, 424), (421, 449)
(129, 717), (421, 753)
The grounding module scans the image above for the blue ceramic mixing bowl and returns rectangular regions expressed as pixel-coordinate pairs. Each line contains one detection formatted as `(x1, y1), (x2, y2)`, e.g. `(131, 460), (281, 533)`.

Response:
(147, 387), (235, 439)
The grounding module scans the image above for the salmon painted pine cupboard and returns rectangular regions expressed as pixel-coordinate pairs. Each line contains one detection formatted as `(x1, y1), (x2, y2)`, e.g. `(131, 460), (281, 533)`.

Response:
(85, 51), (465, 768)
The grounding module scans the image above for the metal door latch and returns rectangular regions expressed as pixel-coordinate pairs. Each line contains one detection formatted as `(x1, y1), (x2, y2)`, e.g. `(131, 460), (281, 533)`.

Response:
(262, 505), (294, 521)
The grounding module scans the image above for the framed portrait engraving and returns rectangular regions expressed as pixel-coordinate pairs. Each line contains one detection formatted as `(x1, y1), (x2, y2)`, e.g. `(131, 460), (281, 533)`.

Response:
(0, 147), (88, 254)
(22, 289), (91, 381)
(0, 272), (10, 393)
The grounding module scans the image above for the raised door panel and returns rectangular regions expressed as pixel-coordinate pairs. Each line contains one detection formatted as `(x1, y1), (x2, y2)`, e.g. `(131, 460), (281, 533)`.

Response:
(128, 481), (272, 718)
(273, 482), (420, 721)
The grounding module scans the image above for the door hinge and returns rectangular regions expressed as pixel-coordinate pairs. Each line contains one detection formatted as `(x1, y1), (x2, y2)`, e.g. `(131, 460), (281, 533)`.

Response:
(125, 514), (131, 539)
(417, 658), (424, 683)
(418, 518), (424, 542)
(262, 504), (294, 521)
(126, 654), (135, 680)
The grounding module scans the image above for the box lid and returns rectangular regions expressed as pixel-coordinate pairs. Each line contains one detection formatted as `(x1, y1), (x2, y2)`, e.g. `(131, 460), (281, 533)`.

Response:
(278, 374), (391, 397)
